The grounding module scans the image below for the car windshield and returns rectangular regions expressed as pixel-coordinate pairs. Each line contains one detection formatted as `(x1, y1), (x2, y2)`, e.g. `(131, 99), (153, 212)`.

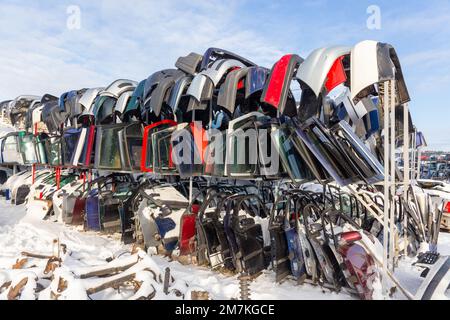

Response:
(3, 135), (21, 163)
(124, 123), (143, 171)
(94, 96), (117, 124)
(77, 126), (95, 167)
(273, 127), (313, 182)
(124, 81), (145, 116)
(153, 126), (177, 174)
(36, 136), (48, 164)
(144, 123), (175, 171)
(63, 129), (81, 165)
(331, 122), (383, 184)
(97, 126), (123, 170)
(45, 137), (62, 166)
(296, 119), (360, 185)
(227, 117), (258, 177)
(19, 134), (38, 164)
(171, 123), (206, 177)
(204, 131), (226, 177)
(4, 135), (18, 152)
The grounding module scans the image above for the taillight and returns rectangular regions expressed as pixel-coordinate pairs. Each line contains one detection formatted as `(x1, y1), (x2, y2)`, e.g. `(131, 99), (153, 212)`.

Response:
(444, 201), (450, 213)
(191, 204), (200, 214)
(39, 192), (43, 200)
(339, 231), (362, 246)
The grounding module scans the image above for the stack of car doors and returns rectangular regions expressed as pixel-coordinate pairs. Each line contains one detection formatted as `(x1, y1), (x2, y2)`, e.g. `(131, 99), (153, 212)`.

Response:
(224, 112), (285, 179)
(272, 120), (327, 184)
(92, 80), (144, 174)
(1, 132), (24, 165)
(171, 48), (287, 180)
(225, 194), (271, 275)
(317, 206), (378, 299)
(58, 90), (89, 168)
(62, 127), (82, 167)
(27, 170), (78, 219)
(195, 188), (236, 270)
(0, 43), (425, 300)
(254, 45), (387, 187)
(267, 187), (378, 299)
(171, 122), (209, 178)
(133, 181), (190, 251)
(8, 96), (41, 128)
(195, 188), (272, 275)
(71, 88), (104, 168)
(41, 94), (66, 134)
(93, 80), (137, 124)
(141, 120), (177, 173)
(44, 135), (63, 167)
(51, 177), (87, 224)
(94, 122), (144, 173)
(18, 132), (39, 165)
(85, 174), (137, 241)
(138, 53), (203, 175)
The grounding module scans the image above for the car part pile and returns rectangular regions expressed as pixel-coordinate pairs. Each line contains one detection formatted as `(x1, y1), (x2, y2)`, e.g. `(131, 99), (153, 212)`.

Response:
(0, 41), (447, 300)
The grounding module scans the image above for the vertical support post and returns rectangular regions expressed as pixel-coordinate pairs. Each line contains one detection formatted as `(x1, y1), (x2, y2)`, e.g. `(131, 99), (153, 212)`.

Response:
(32, 122), (38, 184)
(188, 109), (196, 204)
(402, 103), (410, 256)
(56, 166), (61, 190)
(415, 129), (421, 180)
(382, 81), (390, 293)
(31, 165), (35, 183)
(82, 171), (86, 192)
(389, 80), (396, 270)
(189, 177), (193, 204)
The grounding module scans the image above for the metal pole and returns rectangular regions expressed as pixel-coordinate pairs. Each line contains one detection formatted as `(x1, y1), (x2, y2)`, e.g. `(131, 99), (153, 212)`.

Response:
(415, 129), (421, 180)
(389, 80), (396, 270)
(189, 109), (196, 204)
(382, 81), (390, 293)
(32, 123), (38, 184)
(417, 148), (421, 180)
(402, 103), (410, 256)
(189, 177), (193, 204)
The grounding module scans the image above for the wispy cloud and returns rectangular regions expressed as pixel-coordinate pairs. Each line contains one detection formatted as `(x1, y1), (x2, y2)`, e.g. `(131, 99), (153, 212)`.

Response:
(0, 0), (449, 149)
(0, 0), (284, 100)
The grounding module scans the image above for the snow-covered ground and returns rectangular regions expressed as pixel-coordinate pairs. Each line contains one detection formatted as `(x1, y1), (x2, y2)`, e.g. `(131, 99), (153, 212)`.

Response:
(0, 198), (448, 300)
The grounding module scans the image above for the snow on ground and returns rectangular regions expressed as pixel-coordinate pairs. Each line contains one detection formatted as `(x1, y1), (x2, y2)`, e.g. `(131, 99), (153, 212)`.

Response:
(0, 199), (355, 300)
(0, 198), (448, 300)
(394, 232), (450, 297)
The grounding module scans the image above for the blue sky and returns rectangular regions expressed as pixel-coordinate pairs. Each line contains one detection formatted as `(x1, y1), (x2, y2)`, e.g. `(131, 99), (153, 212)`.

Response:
(0, 0), (449, 149)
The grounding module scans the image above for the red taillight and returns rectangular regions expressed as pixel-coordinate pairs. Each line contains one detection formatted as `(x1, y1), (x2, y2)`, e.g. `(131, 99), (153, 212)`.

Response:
(340, 231), (362, 245)
(191, 204), (200, 214)
(39, 192), (43, 200)
(444, 201), (450, 213)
